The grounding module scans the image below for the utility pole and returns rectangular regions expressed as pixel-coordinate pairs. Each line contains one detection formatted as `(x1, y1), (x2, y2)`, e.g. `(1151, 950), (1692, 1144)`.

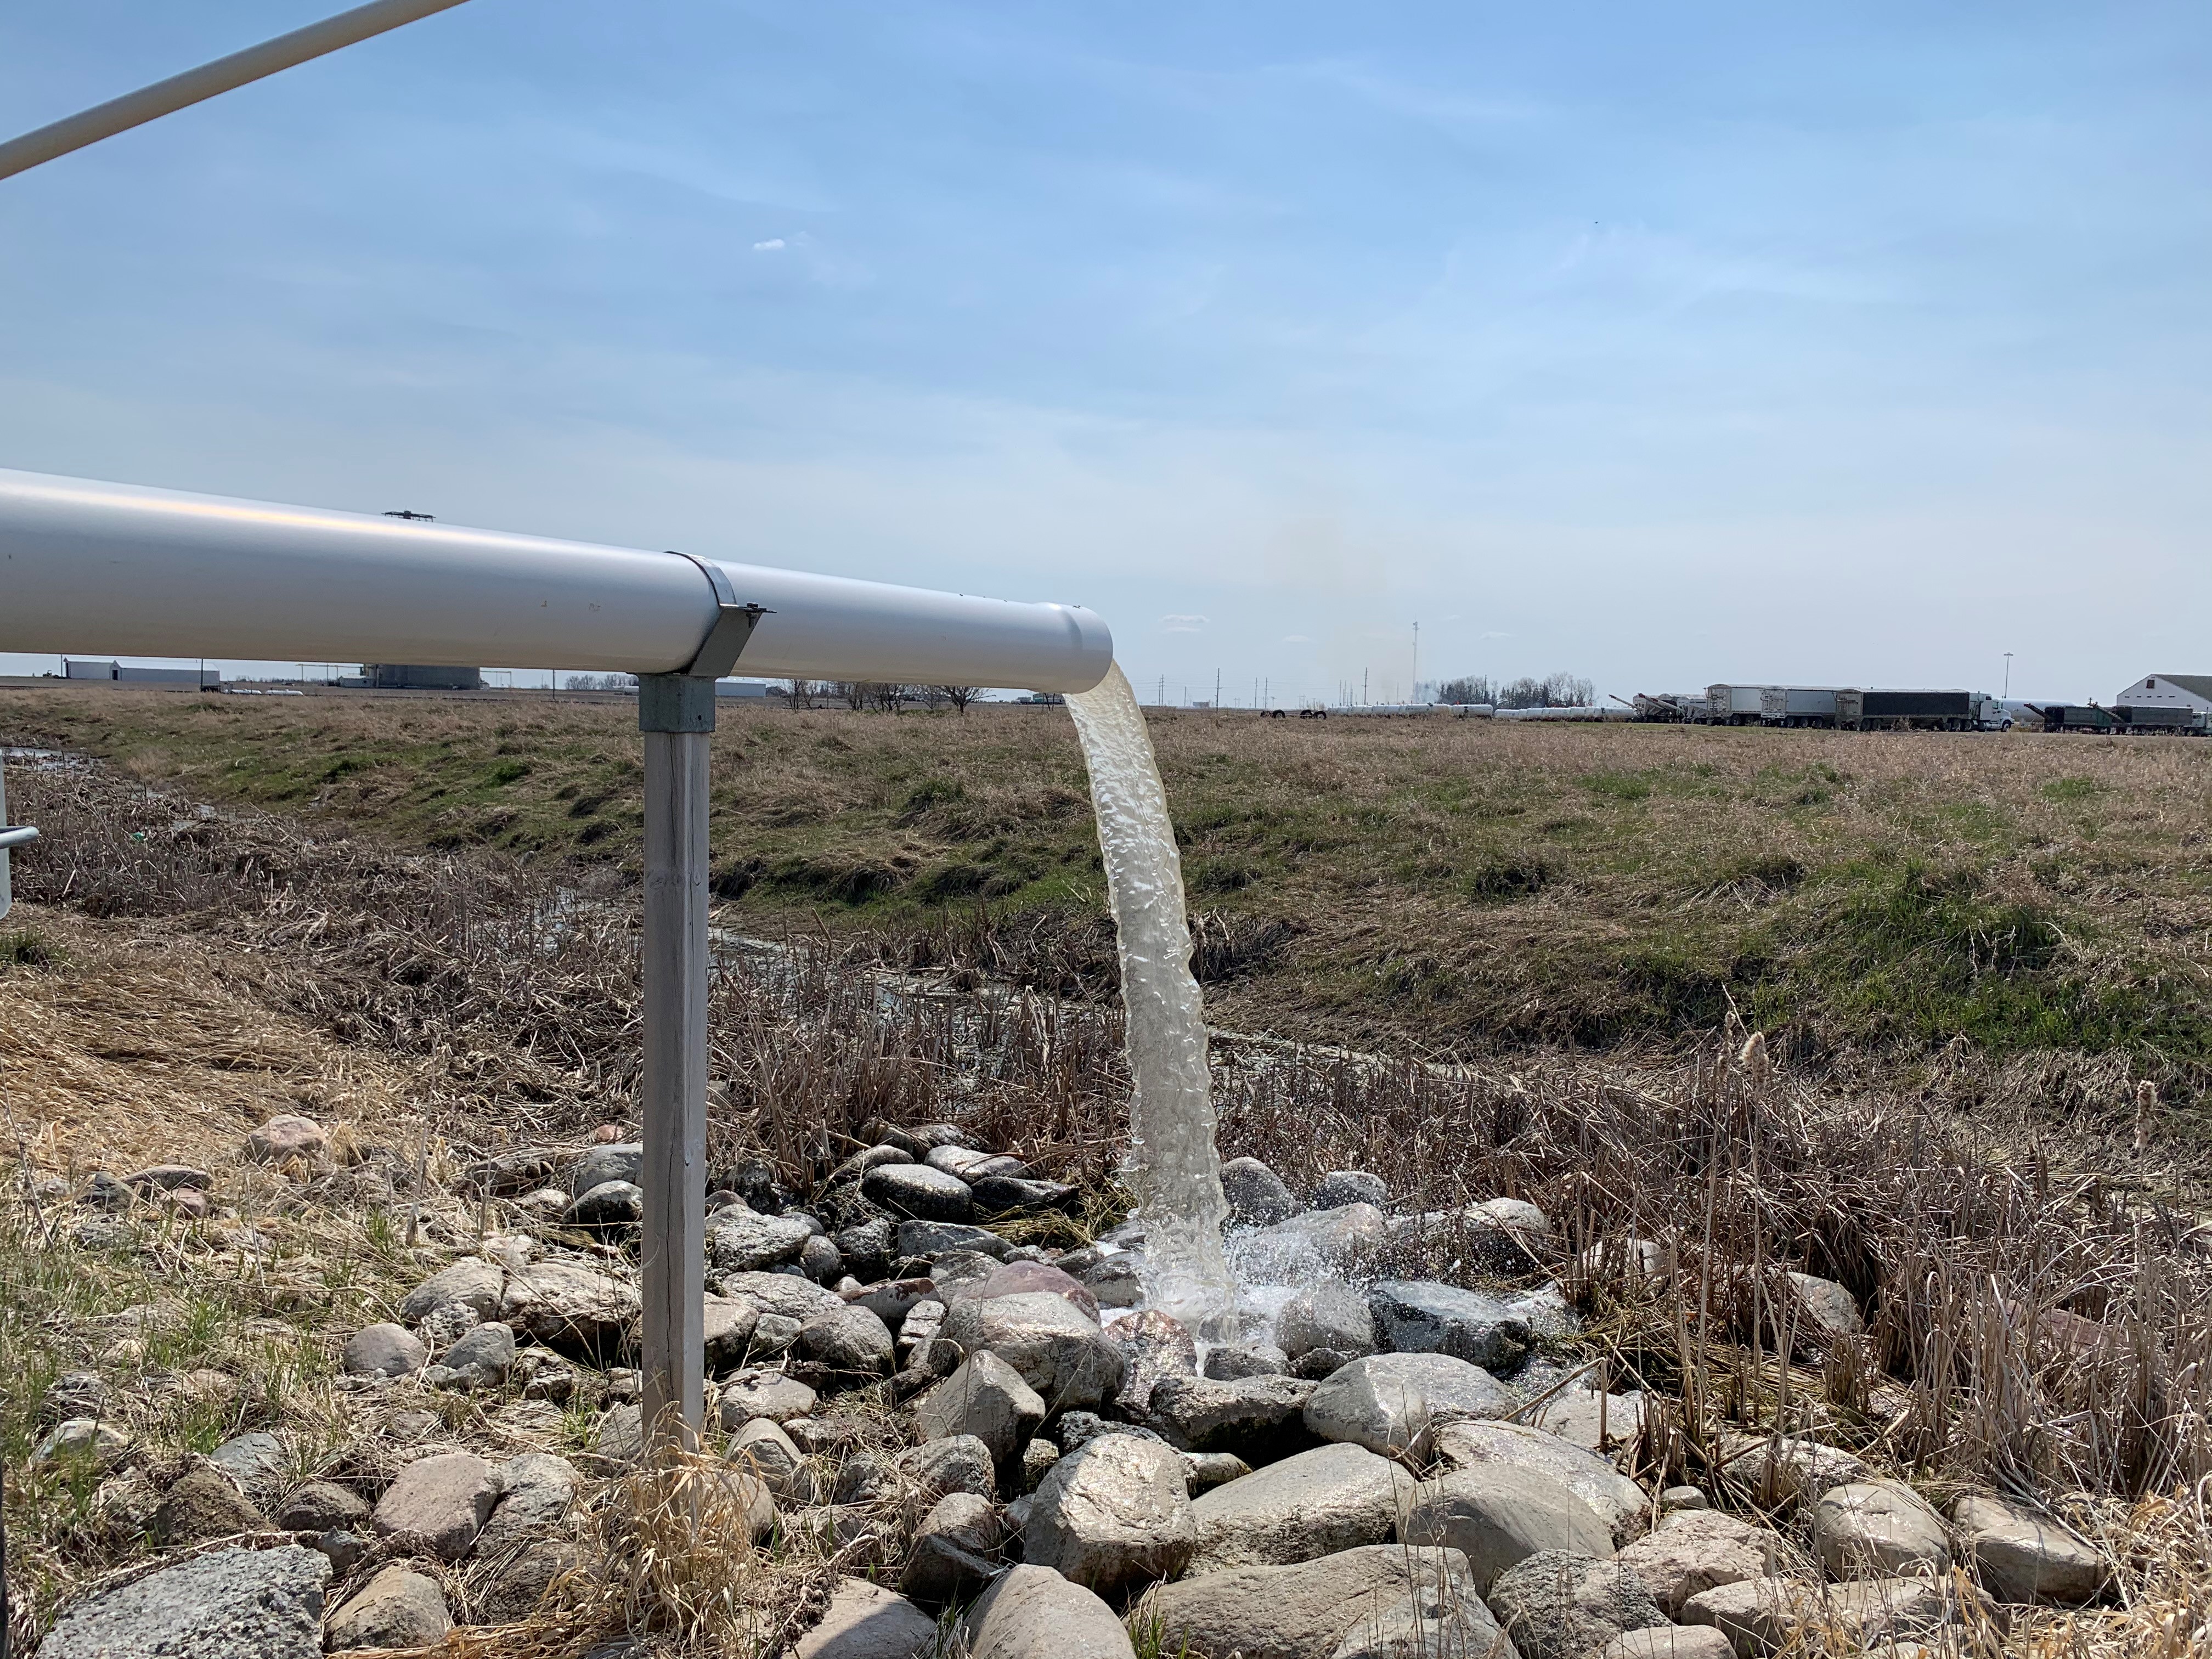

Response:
(1412, 621), (1420, 703)
(2003, 653), (2012, 698)
(1363, 668), (1369, 707)
(1157, 674), (1165, 708)
(1215, 669), (1222, 711)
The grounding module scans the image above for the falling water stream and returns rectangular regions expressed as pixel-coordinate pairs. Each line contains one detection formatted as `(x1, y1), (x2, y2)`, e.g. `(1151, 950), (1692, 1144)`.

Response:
(1066, 664), (1239, 1331)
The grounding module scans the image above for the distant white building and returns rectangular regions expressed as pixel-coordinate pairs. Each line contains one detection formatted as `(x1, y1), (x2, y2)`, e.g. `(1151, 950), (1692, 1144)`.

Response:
(2115, 674), (2212, 716)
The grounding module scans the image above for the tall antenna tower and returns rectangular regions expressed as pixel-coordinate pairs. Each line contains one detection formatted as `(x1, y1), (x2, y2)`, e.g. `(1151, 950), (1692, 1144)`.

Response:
(1412, 621), (1420, 703)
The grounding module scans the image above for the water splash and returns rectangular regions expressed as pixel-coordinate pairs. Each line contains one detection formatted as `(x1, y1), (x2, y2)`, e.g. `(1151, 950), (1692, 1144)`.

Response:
(1067, 664), (1236, 1328)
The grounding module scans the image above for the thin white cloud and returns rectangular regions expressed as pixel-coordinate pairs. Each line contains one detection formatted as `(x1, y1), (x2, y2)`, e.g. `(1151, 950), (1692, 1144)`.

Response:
(1282, 634), (1313, 644)
(752, 238), (787, 252)
(1480, 630), (1512, 640)
(1159, 613), (1209, 632)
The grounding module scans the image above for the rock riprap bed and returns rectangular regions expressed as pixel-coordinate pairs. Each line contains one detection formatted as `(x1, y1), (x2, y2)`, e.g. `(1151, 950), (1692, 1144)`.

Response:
(39, 1119), (2112, 1657)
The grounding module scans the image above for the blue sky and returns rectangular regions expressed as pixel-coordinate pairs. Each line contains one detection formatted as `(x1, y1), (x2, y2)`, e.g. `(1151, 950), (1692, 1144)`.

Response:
(3, 1), (2208, 702)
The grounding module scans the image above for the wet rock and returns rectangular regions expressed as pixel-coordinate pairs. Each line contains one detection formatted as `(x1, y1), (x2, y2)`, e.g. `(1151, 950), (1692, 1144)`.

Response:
(800, 1234), (845, 1282)
(477, 1452), (579, 1554)
(895, 1219), (1011, 1263)
(1431, 1419), (1649, 1542)
(1487, 1550), (1668, 1659)
(371, 1450), (498, 1560)
(326, 1564), (453, 1650)
(1278, 1283), (1379, 1362)
(498, 1259), (640, 1352)
(1023, 1434), (1197, 1596)
(973, 1175), (1079, 1213)
(36, 1544), (329, 1659)
(721, 1269), (845, 1322)
(717, 1369), (820, 1427)
(275, 1479), (369, 1532)
(707, 1204), (816, 1273)
(928, 1250), (1001, 1299)
(1186, 1442), (1416, 1575)
(1614, 1509), (1787, 1615)
(1313, 1170), (1389, 1211)
(862, 1163), (974, 1222)
(1206, 1341), (1292, 1381)
(1952, 1492), (2106, 1605)
(1221, 1156), (1304, 1226)
(1399, 1464), (1616, 1593)
(151, 1465), (266, 1545)
(916, 1351), (1047, 1469)
(1367, 1280), (1534, 1369)
(1304, 1357), (1434, 1459)
(344, 1322), (428, 1379)
(1146, 1373), (1317, 1461)
(1058, 1412), (1167, 1453)
(896, 1432), (997, 1500)
(1229, 1203), (1391, 1284)
(834, 1217), (894, 1282)
(427, 1320), (517, 1390)
(798, 1304), (896, 1373)
(904, 1491), (1003, 1603)
(958, 1562), (1135, 1659)
(1141, 1544), (1487, 1659)
(1811, 1479), (1951, 1579)
(569, 1142), (642, 1195)
(1062, 1246), (1146, 1310)
(941, 1290), (1123, 1410)
(245, 1114), (326, 1165)
(795, 1577), (940, 1659)
(566, 1178), (644, 1229)
(1114, 1309), (1199, 1413)
(1291, 1346), (1357, 1381)
(400, 1259), (507, 1326)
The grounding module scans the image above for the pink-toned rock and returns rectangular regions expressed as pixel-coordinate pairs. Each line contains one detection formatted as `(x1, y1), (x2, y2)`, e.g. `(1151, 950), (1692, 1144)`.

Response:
(961, 1261), (1100, 1321)
(246, 1114), (328, 1165)
(371, 1452), (498, 1560)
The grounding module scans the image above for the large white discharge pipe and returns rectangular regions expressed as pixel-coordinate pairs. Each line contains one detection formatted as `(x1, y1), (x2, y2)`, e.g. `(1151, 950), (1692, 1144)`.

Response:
(0, 468), (1113, 692)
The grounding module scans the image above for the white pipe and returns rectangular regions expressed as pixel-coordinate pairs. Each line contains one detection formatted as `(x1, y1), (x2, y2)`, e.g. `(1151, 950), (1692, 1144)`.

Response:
(0, 0), (472, 183)
(0, 469), (1114, 692)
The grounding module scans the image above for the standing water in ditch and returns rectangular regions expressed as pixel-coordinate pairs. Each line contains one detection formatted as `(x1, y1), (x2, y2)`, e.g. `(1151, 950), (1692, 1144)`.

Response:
(1066, 664), (1238, 1330)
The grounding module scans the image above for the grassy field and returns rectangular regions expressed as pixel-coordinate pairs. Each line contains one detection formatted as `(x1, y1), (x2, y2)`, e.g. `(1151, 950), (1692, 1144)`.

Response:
(8, 687), (2212, 1101)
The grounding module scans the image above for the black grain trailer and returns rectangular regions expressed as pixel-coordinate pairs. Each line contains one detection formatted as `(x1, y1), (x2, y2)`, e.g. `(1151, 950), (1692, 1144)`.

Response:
(1835, 689), (1982, 731)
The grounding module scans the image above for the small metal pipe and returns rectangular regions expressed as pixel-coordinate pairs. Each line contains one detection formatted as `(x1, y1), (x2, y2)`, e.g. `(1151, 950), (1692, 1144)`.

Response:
(0, 0), (472, 184)
(637, 675), (716, 1453)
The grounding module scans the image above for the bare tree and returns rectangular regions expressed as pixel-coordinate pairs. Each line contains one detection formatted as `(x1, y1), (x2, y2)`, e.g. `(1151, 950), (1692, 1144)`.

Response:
(786, 677), (815, 709)
(937, 685), (982, 714)
(835, 680), (868, 711)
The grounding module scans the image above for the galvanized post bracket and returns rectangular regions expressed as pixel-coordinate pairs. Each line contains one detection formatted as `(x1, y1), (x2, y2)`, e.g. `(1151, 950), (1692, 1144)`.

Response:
(639, 554), (768, 732)
(673, 552), (769, 678)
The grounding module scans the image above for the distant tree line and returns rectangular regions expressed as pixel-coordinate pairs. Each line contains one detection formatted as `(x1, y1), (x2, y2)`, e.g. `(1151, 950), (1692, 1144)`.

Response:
(1437, 672), (1594, 709)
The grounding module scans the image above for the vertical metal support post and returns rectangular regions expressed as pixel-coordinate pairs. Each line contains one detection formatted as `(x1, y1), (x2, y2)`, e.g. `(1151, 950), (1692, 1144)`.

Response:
(637, 673), (716, 1452)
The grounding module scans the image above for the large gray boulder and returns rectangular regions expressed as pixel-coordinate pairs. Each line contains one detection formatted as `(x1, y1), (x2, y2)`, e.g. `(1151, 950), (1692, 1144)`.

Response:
(716, 1368), (819, 1427)
(399, 1258), (505, 1325)
(901, 1491), (1002, 1605)
(325, 1564), (454, 1650)
(1431, 1419), (1648, 1541)
(798, 1304), (896, 1373)
(707, 1204), (816, 1273)
(941, 1290), (1124, 1410)
(1146, 1372), (1317, 1461)
(1312, 1170), (1388, 1211)
(37, 1544), (330, 1659)
(1221, 1156), (1304, 1226)
(1611, 1508), (1785, 1615)
(1338, 1351), (1517, 1426)
(1023, 1434), (1198, 1596)
(1951, 1492), (2106, 1605)
(1278, 1283), (1378, 1362)
(1367, 1280), (1533, 1369)
(1186, 1442), (1416, 1574)
(915, 1350), (1047, 1468)
(896, 1219), (1014, 1261)
(371, 1451), (499, 1561)
(795, 1576), (940, 1659)
(895, 1434), (997, 1500)
(1304, 1358), (1432, 1459)
(1141, 1544), (1505, 1659)
(1486, 1550), (1669, 1659)
(496, 1259), (639, 1352)
(569, 1141), (643, 1195)
(1229, 1203), (1390, 1284)
(1114, 1309), (1199, 1413)
(1398, 1464), (1615, 1593)
(862, 1163), (974, 1222)
(1810, 1479), (1950, 1579)
(958, 1564), (1136, 1658)
(721, 1269), (845, 1322)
